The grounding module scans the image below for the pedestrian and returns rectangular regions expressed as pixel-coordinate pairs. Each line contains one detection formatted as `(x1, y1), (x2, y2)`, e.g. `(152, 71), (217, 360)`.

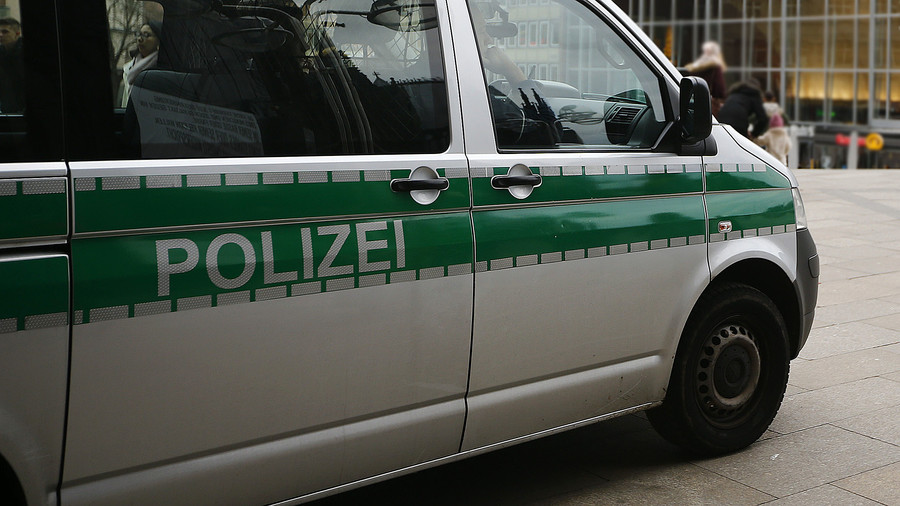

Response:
(121, 21), (161, 107)
(755, 91), (791, 165)
(717, 78), (768, 140)
(0, 17), (25, 114)
(685, 41), (726, 116)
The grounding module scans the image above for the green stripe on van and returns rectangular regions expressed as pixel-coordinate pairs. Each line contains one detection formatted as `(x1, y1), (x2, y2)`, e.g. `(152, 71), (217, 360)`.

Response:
(72, 212), (473, 323)
(472, 164), (703, 206)
(0, 255), (69, 332)
(473, 195), (707, 266)
(0, 178), (68, 242)
(73, 169), (469, 234)
(706, 190), (795, 237)
(705, 163), (791, 191)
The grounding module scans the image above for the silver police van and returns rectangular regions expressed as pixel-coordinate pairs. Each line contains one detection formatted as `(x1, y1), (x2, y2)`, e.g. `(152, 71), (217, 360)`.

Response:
(1, 0), (817, 504)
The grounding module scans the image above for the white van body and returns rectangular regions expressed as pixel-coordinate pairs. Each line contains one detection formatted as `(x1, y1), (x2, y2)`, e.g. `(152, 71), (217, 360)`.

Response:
(0, 1), (817, 505)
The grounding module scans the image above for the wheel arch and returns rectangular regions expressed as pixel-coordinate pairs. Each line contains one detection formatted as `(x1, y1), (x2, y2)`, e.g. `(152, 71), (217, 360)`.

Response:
(0, 452), (26, 506)
(708, 258), (802, 359)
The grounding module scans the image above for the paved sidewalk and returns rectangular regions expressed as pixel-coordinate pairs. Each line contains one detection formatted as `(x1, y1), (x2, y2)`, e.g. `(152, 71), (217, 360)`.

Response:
(312, 170), (900, 506)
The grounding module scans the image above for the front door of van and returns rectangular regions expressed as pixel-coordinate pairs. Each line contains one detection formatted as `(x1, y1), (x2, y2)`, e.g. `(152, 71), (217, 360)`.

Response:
(0, 3), (69, 505)
(452, 0), (710, 448)
(60, 2), (472, 505)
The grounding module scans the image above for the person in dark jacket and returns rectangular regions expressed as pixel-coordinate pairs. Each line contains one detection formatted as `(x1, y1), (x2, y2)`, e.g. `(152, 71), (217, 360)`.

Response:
(0, 17), (25, 114)
(717, 78), (768, 139)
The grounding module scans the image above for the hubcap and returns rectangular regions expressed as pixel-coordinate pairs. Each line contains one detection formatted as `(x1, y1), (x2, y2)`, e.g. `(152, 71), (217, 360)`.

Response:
(695, 324), (762, 424)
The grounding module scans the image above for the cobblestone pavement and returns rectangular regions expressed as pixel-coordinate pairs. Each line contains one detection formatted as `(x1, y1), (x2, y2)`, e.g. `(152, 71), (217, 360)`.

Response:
(311, 169), (900, 506)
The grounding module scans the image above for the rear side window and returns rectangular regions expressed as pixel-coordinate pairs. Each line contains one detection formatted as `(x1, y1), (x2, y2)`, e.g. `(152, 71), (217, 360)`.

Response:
(0, 0), (64, 163)
(106, 0), (449, 159)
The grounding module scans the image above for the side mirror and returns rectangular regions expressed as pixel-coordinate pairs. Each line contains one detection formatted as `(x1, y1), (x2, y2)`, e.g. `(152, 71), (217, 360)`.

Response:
(679, 76), (712, 144)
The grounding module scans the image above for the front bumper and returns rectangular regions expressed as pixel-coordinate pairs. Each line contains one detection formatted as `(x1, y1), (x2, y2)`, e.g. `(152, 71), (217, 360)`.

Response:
(793, 228), (819, 356)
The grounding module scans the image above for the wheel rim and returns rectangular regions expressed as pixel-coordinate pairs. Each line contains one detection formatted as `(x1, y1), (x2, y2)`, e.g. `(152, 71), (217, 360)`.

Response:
(695, 322), (762, 427)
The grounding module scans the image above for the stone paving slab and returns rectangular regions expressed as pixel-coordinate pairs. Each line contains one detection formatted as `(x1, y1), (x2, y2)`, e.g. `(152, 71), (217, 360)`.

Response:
(692, 425), (900, 498)
(816, 265), (869, 283)
(831, 255), (900, 276)
(799, 322), (900, 360)
(814, 277), (900, 306)
(788, 347), (900, 390)
(763, 484), (883, 506)
(833, 404), (900, 446)
(864, 311), (900, 331)
(771, 377), (900, 434)
(861, 270), (900, 288)
(812, 298), (900, 327)
(529, 462), (774, 505)
(821, 245), (899, 262)
(834, 462), (900, 506)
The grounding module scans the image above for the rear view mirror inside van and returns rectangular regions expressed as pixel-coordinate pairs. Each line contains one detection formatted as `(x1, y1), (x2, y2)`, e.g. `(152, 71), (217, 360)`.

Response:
(368, 0), (439, 31)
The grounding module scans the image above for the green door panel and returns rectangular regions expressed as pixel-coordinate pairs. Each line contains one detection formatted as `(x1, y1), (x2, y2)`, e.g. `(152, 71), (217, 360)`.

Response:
(0, 255), (69, 333)
(0, 178), (68, 242)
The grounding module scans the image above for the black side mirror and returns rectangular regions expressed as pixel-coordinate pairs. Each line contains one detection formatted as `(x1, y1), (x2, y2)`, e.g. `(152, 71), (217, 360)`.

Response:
(679, 76), (712, 144)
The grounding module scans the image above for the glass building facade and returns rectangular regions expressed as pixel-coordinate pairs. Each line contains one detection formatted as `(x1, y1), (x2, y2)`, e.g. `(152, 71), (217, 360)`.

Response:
(613, 0), (900, 167)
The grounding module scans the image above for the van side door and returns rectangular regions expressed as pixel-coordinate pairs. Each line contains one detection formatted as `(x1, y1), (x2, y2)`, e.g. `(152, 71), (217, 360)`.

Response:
(0, 1), (69, 505)
(58, 1), (472, 504)
(452, 0), (710, 448)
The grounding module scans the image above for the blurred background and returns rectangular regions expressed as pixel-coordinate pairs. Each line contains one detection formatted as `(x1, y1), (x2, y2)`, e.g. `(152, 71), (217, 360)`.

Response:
(496, 0), (900, 169)
(3, 0), (895, 168)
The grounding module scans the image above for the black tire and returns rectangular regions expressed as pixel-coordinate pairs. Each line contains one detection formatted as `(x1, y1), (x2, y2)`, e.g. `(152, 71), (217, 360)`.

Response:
(0, 456), (25, 506)
(648, 283), (790, 455)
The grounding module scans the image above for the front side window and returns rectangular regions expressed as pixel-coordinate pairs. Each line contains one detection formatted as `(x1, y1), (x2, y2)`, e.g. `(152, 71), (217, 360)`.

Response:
(468, 0), (668, 150)
(107, 0), (450, 159)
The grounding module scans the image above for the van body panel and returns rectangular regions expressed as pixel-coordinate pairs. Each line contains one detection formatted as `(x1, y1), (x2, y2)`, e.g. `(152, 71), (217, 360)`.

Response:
(704, 125), (801, 284)
(0, 253), (69, 506)
(62, 0), (475, 500)
(455, 0), (711, 445)
(0, 161), (70, 506)
(0, 0), (818, 503)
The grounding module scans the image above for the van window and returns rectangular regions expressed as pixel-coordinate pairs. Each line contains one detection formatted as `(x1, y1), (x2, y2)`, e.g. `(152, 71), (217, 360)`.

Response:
(0, 0), (64, 162)
(468, 0), (667, 150)
(107, 0), (449, 159)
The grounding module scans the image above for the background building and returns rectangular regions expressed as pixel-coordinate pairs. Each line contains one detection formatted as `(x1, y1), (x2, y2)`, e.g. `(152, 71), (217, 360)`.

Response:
(0, 0), (20, 20)
(613, 0), (900, 168)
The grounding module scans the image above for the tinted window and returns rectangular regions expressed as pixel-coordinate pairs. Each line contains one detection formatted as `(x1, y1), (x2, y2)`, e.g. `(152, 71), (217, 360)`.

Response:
(0, 0), (64, 163)
(107, 0), (449, 159)
(469, 0), (668, 150)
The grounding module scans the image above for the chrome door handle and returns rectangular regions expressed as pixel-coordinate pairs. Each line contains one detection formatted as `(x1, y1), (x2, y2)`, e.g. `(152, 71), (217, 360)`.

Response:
(491, 174), (542, 189)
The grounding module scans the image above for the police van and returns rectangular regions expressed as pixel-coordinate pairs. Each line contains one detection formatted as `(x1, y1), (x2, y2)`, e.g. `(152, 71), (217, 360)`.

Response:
(1, 0), (817, 504)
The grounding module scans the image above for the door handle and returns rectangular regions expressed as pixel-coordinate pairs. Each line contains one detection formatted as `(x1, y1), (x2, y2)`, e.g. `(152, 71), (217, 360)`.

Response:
(491, 174), (542, 189)
(390, 178), (450, 193)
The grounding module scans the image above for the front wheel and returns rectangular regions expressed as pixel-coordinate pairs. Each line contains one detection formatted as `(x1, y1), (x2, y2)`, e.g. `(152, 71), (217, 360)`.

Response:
(648, 283), (790, 455)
